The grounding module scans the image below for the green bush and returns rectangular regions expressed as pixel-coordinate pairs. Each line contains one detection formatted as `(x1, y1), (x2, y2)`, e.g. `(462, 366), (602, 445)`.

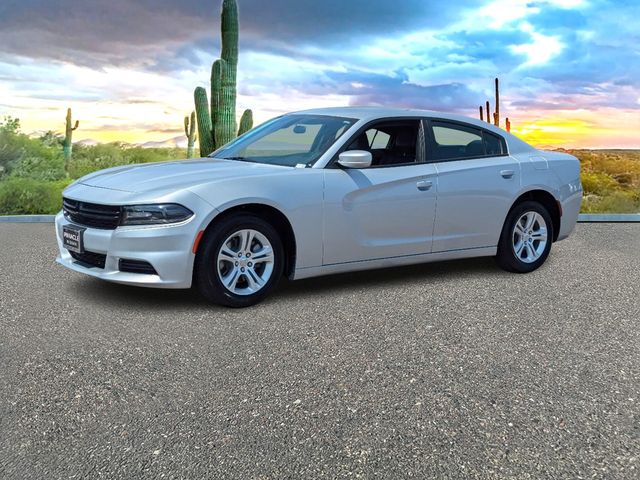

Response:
(581, 190), (640, 214)
(10, 154), (66, 181)
(580, 171), (619, 196)
(66, 143), (128, 179)
(0, 117), (66, 180)
(67, 144), (185, 179)
(0, 177), (72, 215)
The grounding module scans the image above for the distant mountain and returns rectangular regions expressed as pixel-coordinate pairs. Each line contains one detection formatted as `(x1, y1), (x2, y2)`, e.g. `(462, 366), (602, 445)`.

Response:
(76, 138), (99, 146)
(68, 136), (189, 148)
(140, 135), (188, 149)
(534, 144), (567, 152)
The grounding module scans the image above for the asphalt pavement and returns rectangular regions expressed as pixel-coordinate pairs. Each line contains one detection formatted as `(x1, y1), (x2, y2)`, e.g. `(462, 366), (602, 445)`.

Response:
(0, 223), (638, 479)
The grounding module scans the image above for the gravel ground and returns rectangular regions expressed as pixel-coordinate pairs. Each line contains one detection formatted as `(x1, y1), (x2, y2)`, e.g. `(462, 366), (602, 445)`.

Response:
(0, 223), (638, 479)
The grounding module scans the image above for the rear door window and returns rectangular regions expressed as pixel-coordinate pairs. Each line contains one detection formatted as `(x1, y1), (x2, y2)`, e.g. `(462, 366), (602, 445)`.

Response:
(430, 121), (485, 161)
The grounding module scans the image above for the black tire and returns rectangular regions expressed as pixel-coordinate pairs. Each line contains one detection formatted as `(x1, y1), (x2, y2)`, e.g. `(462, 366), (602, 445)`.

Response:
(195, 214), (284, 307)
(495, 200), (554, 273)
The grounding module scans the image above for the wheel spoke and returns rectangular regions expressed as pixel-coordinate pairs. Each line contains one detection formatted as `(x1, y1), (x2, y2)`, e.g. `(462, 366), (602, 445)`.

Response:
(524, 213), (536, 230)
(251, 246), (274, 264)
(245, 268), (265, 291)
(239, 230), (254, 252)
(514, 240), (525, 257)
(222, 267), (240, 290)
(218, 244), (237, 262)
(514, 222), (526, 236)
(523, 243), (533, 261)
(531, 227), (547, 241)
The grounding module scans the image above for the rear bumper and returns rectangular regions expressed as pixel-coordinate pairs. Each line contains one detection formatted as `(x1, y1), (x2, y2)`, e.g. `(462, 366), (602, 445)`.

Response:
(557, 190), (582, 241)
(55, 211), (199, 289)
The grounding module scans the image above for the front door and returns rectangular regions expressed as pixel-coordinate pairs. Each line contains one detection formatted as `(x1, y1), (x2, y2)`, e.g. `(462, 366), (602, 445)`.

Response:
(322, 119), (437, 265)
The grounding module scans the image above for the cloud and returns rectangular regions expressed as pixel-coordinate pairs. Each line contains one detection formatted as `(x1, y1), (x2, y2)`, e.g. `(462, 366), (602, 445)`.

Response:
(1, 0), (638, 147)
(0, 0), (479, 67)
(312, 70), (481, 112)
(0, 0), (212, 68)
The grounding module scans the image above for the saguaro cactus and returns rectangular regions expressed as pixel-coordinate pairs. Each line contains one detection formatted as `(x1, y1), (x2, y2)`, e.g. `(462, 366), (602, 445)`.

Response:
(194, 0), (253, 157)
(494, 77), (500, 127)
(194, 87), (214, 156)
(184, 111), (197, 158)
(63, 108), (79, 162)
(238, 109), (253, 136)
(478, 77), (512, 131)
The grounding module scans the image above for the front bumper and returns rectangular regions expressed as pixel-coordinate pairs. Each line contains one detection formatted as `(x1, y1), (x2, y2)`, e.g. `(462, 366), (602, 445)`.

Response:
(55, 211), (200, 289)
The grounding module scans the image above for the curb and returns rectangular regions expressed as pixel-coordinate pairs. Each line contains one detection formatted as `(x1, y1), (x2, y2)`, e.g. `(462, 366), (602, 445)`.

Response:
(1, 214), (640, 223)
(576, 214), (640, 222)
(0, 215), (56, 223)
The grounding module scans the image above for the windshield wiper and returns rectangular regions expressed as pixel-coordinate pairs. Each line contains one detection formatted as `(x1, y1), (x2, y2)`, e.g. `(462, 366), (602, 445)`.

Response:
(220, 156), (249, 161)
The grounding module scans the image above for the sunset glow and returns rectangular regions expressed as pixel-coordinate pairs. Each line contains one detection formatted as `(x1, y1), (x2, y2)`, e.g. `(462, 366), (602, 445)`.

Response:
(1, 0), (638, 149)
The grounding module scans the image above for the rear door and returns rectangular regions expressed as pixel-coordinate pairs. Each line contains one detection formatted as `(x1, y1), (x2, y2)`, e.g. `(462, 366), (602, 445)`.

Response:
(427, 120), (520, 252)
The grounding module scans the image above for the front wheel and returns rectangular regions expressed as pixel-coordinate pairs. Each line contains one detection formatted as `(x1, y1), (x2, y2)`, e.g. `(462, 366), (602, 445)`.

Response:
(495, 200), (553, 273)
(195, 214), (284, 307)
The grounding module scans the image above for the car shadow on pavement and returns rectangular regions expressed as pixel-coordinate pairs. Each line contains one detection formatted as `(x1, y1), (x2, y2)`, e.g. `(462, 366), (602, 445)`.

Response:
(69, 256), (499, 308)
(68, 277), (206, 308)
(274, 256), (498, 298)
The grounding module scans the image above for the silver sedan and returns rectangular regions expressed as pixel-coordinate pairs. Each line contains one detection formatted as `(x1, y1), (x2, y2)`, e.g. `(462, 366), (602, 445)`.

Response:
(55, 107), (582, 307)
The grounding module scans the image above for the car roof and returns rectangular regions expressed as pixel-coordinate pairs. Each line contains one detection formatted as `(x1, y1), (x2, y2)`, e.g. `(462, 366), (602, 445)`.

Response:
(290, 106), (536, 154)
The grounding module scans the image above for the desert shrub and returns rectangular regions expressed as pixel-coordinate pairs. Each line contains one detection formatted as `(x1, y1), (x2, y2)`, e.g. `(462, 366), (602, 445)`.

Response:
(10, 153), (66, 181)
(67, 144), (185, 179)
(0, 117), (66, 180)
(580, 172), (619, 196)
(581, 190), (640, 214)
(67, 143), (128, 178)
(0, 177), (72, 215)
(575, 150), (640, 187)
(123, 147), (185, 164)
(572, 149), (640, 213)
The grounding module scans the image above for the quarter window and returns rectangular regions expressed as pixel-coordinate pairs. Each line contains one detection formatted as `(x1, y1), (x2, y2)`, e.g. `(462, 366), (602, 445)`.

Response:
(483, 131), (504, 156)
(366, 129), (391, 149)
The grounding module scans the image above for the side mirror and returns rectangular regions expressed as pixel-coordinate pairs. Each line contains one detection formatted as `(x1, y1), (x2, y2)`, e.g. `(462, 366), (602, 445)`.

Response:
(337, 150), (372, 169)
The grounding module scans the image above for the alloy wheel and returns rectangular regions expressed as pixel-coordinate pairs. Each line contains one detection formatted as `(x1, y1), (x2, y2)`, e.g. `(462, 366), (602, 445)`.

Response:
(512, 211), (548, 264)
(216, 229), (275, 295)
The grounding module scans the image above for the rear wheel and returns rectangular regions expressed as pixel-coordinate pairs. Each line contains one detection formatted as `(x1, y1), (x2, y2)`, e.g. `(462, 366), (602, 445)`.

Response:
(195, 214), (284, 307)
(496, 200), (553, 273)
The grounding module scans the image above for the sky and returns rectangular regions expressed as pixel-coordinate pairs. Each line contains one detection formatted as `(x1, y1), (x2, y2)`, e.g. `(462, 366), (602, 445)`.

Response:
(0, 0), (638, 148)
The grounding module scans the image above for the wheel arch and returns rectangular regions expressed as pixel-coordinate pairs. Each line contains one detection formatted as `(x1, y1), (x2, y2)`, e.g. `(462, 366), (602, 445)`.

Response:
(196, 202), (297, 279)
(509, 189), (561, 242)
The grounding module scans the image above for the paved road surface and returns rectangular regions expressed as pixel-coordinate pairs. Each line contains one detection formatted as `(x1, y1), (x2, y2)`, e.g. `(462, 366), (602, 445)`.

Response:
(0, 223), (638, 479)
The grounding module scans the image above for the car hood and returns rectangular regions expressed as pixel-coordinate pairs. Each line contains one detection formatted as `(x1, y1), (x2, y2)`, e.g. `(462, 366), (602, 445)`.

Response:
(78, 158), (289, 193)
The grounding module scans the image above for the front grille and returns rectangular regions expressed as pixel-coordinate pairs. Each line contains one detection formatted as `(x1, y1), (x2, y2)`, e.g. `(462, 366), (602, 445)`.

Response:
(119, 259), (158, 275)
(69, 250), (107, 269)
(63, 198), (121, 229)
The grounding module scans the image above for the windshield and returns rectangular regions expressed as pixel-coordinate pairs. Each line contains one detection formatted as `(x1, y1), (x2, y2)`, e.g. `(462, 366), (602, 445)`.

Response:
(212, 114), (357, 167)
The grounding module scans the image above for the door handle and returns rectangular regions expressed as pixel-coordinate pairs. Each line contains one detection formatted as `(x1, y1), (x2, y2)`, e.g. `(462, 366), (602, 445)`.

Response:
(416, 180), (433, 191)
(500, 169), (515, 179)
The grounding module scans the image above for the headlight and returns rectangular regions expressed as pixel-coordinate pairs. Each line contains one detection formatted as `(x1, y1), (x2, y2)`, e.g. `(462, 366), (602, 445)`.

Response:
(120, 204), (193, 226)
